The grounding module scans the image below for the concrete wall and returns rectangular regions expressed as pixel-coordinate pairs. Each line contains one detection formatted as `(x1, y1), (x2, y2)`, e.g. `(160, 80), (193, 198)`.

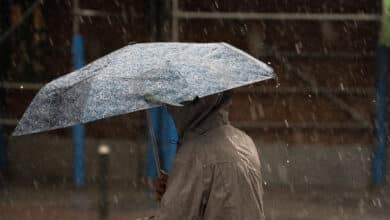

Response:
(257, 141), (372, 188)
(8, 135), (146, 185)
(7, 135), (389, 188)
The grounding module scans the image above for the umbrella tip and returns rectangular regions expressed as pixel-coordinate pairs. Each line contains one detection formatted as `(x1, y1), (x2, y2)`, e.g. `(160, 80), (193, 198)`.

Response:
(11, 126), (21, 136)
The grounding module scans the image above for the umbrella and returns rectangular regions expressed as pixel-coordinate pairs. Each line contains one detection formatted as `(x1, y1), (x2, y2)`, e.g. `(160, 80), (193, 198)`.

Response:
(13, 42), (274, 136)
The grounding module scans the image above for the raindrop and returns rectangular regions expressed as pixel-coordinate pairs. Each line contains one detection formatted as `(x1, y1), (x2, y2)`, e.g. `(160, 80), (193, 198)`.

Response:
(286, 159), (290, 164)
(20, 85), (24, 89)
(121, 27), (127, 35)
(339, 83), (345, 91)
(214, 1), (219, 9)
(372, 199), (377, 207)
(298, 209), (309, 218)
(49, 37), (54, 46)
(203, 28), (208, 35)
(338, 206), (344, 215)
(247, 94), (253, 103)
(338, 152), (343, 161)
(257, 104), (265, 118)
(284, 119), (289, 127)
(33, 180), (39, 190)
(107, 16), (112, 26)
(376, 198), (383, 208)
(295, 42), (302, 54)
(250, 106), (258, 120)
(266, 163), (272, 173)
(113, 194), (119, 204)
(79, 16), (84, 24)
(240, 26), (246, 34)
(359, 199), (366, 214)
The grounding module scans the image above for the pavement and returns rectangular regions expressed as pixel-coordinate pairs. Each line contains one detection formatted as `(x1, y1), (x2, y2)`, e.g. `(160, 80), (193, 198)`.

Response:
(0, 183), (389, 220)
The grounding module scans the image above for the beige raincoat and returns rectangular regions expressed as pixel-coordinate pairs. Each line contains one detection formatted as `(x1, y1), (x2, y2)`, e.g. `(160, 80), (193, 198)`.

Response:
(155, 94), (265, 220)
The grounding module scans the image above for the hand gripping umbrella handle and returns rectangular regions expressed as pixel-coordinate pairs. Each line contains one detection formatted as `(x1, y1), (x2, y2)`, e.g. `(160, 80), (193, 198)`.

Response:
(146, 111), (162, 178)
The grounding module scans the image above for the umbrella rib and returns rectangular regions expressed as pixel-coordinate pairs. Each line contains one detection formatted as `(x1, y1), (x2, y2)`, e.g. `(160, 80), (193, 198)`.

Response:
(48, 73), (99, 93)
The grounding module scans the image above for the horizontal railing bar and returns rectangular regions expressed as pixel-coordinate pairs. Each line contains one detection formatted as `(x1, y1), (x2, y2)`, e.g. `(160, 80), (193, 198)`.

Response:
(233, 121), (372, 130)
(174, 11), (381, 21)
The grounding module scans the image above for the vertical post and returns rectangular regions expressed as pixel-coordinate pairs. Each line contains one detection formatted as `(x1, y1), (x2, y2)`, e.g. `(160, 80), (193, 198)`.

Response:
(72, 0), (85, 187)
(0, 0), (10, 178)
(148, 0), (167, 41)
(148, 0), (158, 41)
(372, 0), (389, 186)
(171, 0), (179, 41)
(373, 45), (388, 186)
(98, 145), (110, 220)
(0, 126), (8, 176)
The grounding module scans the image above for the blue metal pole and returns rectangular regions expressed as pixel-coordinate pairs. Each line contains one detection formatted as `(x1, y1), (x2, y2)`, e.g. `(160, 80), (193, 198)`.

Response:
(145, 106), (177, 178)
(159, 105), (177, 172)
(373, 45), (388, 186)
(72, 34), (85, 187)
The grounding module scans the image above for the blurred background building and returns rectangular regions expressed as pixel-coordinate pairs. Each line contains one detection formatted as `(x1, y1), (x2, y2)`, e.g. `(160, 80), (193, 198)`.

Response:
(2, 1), (390, 219)
(0, 0), (385, 189)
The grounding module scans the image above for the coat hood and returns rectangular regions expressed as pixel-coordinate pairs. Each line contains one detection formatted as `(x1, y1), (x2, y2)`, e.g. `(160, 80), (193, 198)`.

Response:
(167, 92), (232, 140)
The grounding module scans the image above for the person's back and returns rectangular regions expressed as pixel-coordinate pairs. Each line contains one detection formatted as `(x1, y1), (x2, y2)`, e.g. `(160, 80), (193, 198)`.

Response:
(155, 93), (265, 220)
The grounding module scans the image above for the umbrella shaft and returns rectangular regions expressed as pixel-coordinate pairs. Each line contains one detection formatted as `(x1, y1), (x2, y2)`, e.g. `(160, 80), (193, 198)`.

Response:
(146, 111), (162, 177)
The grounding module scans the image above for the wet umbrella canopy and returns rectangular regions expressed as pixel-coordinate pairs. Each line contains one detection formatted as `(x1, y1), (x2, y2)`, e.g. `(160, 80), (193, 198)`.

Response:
(13, 42), (273, 136)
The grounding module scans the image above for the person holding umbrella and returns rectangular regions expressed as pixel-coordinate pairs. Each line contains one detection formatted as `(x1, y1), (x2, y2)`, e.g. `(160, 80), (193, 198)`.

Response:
(12, 42), (273, 219)
(153, 92), (265, 220)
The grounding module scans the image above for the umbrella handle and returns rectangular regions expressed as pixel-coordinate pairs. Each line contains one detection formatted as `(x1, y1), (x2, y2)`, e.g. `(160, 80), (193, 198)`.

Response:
(146, 111), (162, 178)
